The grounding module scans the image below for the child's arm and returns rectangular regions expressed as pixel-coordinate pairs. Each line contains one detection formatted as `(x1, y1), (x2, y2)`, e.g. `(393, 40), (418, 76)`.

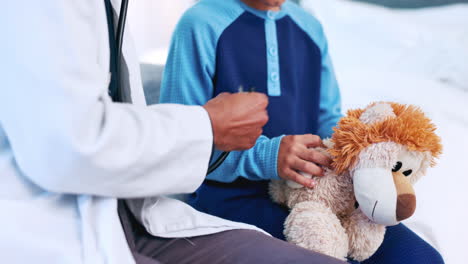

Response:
(160, 5), (282, 183)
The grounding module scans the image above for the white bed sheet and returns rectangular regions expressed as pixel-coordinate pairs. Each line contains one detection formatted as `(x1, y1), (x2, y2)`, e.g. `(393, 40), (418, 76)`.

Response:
(301, 1), (468, 263)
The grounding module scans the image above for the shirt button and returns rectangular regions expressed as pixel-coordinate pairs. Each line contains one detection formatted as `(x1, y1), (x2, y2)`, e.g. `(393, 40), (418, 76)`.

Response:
(267, 10), (276, 20)
(271, 72), (279, 82)
(269, 47), (277, 56)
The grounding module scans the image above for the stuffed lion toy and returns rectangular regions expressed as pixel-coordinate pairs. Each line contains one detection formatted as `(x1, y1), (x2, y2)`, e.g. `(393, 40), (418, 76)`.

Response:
(269, 102), (442, 261)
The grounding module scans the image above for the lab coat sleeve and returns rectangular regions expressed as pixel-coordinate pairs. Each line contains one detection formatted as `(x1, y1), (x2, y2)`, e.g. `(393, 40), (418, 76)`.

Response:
(160, 6), (282, 182)
(0, 1), (211, 197)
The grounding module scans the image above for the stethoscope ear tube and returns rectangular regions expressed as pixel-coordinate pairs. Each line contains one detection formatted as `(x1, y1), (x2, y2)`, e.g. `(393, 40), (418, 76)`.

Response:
(114, 0), (129, 102)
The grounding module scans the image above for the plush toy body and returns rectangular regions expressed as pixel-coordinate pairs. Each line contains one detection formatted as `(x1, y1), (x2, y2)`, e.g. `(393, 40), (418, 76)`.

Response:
(270, 102), (442, 261)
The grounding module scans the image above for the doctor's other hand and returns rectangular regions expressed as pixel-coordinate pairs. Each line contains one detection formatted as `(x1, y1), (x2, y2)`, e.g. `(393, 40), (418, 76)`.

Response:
(277, 134), (332, 188)
(203, 92), (269, 151)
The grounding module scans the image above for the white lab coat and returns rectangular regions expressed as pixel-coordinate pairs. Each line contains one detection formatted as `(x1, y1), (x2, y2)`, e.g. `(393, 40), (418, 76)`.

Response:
(0, 1), (264, 263)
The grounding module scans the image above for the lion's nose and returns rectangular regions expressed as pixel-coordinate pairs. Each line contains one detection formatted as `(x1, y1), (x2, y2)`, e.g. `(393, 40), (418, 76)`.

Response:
(396, 194), (416, 221)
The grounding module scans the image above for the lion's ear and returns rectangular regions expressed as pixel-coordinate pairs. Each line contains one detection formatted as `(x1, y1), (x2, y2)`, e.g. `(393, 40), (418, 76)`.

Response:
(359, 102), (396, 125)
(409, 151), (433, 184)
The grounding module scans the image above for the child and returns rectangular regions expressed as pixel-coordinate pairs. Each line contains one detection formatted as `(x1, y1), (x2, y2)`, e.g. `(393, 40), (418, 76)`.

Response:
(160, 0), (444, 263)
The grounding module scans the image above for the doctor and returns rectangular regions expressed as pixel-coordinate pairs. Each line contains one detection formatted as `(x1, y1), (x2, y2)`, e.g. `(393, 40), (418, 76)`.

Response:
(0, 1), (343, 263)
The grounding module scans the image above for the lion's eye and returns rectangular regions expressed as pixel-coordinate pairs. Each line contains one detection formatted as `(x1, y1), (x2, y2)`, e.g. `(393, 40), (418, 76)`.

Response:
(403, 170), (413, 176)
(392, 161), (402, 172)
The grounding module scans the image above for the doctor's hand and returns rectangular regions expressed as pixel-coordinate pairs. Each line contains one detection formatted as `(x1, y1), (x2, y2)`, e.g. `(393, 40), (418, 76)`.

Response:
(203, 92), (269, 151)
(277, 134), (332, 188)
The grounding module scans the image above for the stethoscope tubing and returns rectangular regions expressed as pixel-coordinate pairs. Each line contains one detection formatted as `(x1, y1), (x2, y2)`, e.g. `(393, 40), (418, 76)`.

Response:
(114, 0), (129, 102)
(115, 0), (228, 175)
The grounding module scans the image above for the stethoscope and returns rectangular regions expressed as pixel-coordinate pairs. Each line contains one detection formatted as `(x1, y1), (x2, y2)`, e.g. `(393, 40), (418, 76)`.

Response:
(109, 0), (229, 175)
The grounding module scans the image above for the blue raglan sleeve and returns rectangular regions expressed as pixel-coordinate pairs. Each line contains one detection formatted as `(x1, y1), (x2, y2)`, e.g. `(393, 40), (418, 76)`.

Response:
(159, 4), (282, 182)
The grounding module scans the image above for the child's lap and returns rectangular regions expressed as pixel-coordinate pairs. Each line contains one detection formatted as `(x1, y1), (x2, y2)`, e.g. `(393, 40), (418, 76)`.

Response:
(187, 178), (289, 240)
(188, 179), (444, 263)
(360, 224), (444, 264)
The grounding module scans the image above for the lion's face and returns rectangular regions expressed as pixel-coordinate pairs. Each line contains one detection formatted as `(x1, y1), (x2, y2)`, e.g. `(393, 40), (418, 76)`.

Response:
(351, 142), (430, 225)
(329, 102), (441, 226)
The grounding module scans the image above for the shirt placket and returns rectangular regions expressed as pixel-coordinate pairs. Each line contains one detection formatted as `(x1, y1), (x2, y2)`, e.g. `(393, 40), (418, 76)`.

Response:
(265, 10), (281, 96)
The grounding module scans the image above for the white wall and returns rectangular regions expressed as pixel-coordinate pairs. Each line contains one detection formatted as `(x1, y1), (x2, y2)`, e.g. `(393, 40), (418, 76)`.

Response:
(128, 0), (194, 61)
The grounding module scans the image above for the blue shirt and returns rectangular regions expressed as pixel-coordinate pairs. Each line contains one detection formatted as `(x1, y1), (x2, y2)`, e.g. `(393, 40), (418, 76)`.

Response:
(160, 0), (342, 183)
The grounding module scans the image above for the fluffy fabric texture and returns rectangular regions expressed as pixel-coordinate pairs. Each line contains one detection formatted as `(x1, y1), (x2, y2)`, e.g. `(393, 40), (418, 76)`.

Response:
(270, 102), (442, 261)
(284, 201), (349, 259)
(329, 102), (442, 175)
(344, 209), (386, 261)
(359, 103), (396, 125)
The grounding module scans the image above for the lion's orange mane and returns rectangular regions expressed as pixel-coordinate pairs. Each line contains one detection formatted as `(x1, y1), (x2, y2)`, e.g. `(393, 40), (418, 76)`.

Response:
(329, 103), (442, 175)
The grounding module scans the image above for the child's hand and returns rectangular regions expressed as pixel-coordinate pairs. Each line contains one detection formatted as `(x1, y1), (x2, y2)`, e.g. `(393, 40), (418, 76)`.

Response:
(277, 134), (332, 188)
